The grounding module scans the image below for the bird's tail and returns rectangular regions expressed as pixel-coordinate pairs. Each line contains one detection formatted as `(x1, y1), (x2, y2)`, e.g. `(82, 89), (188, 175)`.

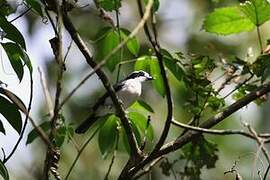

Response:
(75, 115), (98, 134)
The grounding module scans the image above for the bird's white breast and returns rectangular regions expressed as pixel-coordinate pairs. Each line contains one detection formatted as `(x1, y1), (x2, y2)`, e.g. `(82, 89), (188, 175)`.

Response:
(104, 79), (142, 109)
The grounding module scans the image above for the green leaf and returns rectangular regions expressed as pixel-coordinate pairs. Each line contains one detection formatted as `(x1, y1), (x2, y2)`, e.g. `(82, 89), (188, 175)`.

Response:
(25, 0), (44, 17)
(120, 29), (140, 56)
(96, 29), (121, 71)
(132, 100), (154, 113)
(203, 6), (254, 35)
(55, 126), (67, 147)
(251, 54), (270, 81)
(0, 96), (22, 134)
(181, 136), (218, 179)
(0, 160), (9, 180)
(97, 0), (121, 11)
(134, 56), (151, 72)
(98, 115), (119, 159)
(144, 0), (160, 12)
(2, 42), (24, 81)
(0, 16), (26, 49)
(0, 88), (27, 111)
(240, 0), (270, 26)
(122, 121), (142, 153)
(0, 120), (5, 135)
(26, 121), (50, 145)
(0, 2), (14, 16)
(128, 111), (154, 141)
(150, 56), (166, 97)
(162, 49), (185, 81)
(21, 49), (33, 73)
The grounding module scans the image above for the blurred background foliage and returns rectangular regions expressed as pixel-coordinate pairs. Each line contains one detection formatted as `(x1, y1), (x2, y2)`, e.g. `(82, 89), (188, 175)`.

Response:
(2, 0), (270, 179)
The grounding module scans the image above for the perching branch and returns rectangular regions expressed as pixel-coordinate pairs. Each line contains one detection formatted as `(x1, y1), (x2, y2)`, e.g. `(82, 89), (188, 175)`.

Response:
(61, 1), (145, 159)
(127, 82), (270, 177)
(136, 0), (173, 153)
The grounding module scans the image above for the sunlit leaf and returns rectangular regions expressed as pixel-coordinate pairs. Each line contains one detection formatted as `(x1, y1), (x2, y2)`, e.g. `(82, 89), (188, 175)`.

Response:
(134, 56), (151, 72)
(0, 95), (22, 134)
(240, 0), (270, 26)
(97, 0), (121, 11)
(0, 16), (26, 49)
(144, 0), (160, 12)
(96, 29), (121, 71)
(130, 100), (154, 113)
(128, 111), (154, 141)
(203, 6), (254, 35)
(122, 121), (142, 153)
(0, 160), (9, 180)
(120, 28), (140, 56)
(26, 121), (50, 145)
(162, 49), (185, 81)
(150, 56), (166, 97)
(98, 115), (119, 159)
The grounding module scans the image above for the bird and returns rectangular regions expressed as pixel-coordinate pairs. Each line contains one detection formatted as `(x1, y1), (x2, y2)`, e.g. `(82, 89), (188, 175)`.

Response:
(75, 70), (154, 134)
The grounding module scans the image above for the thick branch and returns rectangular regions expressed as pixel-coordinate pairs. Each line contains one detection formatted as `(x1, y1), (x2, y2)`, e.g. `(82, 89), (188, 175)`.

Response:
(61, 3), (141, 158)
(128, 82), (270, 176)
(137, 0), (173, 153)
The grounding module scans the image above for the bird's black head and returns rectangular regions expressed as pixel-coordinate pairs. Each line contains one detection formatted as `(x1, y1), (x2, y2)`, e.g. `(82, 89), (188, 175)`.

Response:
(125, 70), (154, 82)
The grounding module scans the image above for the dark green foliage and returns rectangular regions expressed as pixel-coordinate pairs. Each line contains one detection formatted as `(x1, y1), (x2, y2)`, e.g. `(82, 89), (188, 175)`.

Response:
(97, 0), (122, 11)
(0, 16), (26, 49)
(26, 121), (50, 145)
(95, 27), (140, 71)
(0, 160), (9, 180)
(180, 136), (219, 179)
(25, 0), (44, 17)
(0, 96), (22, 134)
(0, 120), (5, 135)
(98, 115), (119, 158)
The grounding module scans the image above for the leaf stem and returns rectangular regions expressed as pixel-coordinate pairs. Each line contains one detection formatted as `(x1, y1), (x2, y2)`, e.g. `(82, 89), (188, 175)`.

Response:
(256, 26), (263, 53)
(64, 125), (101, 180)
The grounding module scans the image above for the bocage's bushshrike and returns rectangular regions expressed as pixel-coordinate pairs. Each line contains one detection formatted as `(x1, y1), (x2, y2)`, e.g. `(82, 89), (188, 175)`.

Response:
(75, 70), (154, 133)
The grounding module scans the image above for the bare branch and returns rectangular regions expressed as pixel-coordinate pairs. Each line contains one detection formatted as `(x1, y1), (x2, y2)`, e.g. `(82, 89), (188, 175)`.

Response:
(64, 125), (101, 180)
(38, 67), (54, 117)
(128, 82), (270, 177)
(61, 0), (155, 160)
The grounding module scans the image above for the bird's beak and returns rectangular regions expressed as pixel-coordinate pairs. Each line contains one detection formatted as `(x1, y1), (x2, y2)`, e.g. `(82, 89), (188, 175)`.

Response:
(147, 76), (154, 81)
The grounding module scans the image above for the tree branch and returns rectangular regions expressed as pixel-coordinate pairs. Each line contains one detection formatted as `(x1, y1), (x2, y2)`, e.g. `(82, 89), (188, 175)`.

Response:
(128, 82), (270, 177)
(61, 2), (142, 159)
(136, 0), (173, 154)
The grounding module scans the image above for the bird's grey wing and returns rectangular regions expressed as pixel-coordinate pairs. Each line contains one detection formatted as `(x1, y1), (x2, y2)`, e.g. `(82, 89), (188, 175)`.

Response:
(75, 82), (125, 134)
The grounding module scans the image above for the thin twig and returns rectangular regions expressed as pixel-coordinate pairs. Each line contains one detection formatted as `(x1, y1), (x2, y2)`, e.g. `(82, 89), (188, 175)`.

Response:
(43, 1), (65, 179)
(62, 0), (154, 160)
(246, 124), (270, 163)
(263, 163), (270, 180)
(128, 82), (270, 177)
(10, 7), (32, 23)
(0, 88), (51, 145)
(38, 67), (54, 117)
(59, 0), (153, 111)
(133, 157), (164, 180)
(64, 40), (73, 62)
(141, 0), (173, 154)
(104, 127), (120, 180)
(3, 72), (33, 163)
(223, 74), (254, 99)
(64, 125), (101, 180)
